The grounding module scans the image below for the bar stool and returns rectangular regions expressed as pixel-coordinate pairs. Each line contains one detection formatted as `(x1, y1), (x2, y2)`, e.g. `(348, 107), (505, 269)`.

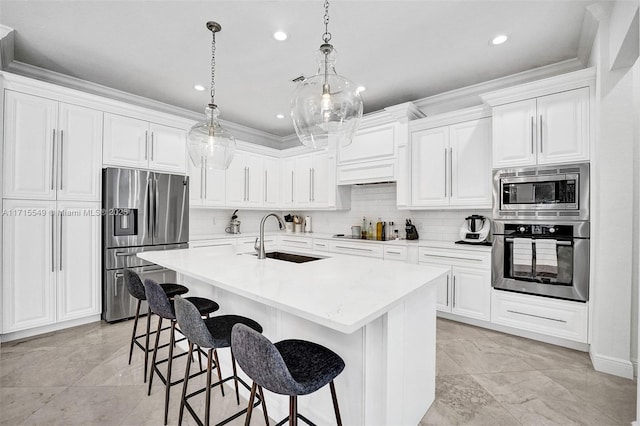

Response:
(123, 268), (189, 382)
(174, 295), (268, 426)
(144, 279), (220, 425)
(231, 323), (345, 426)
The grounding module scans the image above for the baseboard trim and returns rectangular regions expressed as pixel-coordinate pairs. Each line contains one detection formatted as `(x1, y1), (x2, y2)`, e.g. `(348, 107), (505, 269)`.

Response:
(0, 315), (101, 343)
(589, 350), (635, 379)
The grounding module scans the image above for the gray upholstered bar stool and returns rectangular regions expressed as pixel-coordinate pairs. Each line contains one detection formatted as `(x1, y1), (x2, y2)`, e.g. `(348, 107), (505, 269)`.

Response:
(144, 279), (220, 425)
(174, 295), (267, 426)
(231, 323), (345, 426)
(123, 268), (189, 382)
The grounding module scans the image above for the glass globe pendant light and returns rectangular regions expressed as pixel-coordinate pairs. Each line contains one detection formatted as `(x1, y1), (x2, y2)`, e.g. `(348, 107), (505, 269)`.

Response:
(187, 21), (236, 170)
(291, 0), (363, 149)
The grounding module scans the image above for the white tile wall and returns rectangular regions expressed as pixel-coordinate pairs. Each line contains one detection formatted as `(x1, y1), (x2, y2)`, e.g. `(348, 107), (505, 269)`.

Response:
(189, 183), (492, 242)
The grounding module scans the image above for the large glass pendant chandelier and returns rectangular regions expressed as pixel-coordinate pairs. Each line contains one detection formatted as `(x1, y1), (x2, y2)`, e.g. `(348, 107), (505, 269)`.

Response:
(291, 0), (363, 149)
(187, 21), (236, 170)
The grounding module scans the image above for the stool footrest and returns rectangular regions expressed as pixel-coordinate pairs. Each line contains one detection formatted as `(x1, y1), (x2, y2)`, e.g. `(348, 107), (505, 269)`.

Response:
(274, 413), (316, 426)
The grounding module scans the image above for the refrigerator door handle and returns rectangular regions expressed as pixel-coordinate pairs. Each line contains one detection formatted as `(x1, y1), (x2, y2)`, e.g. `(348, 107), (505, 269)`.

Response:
(154, 177), (159, 238)
(147, 178), (153, 236)
(59, 213), (63, 271)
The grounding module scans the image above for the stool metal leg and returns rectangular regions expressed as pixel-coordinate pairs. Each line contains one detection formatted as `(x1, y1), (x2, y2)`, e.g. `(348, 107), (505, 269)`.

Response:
(231, 352), (240, 405)
(289, 396), (297, 426)
(213, 349), (225, 397)
(329, 381), (342, 426)
(205, 349), (213, 426)
(258, 385), (269, 426)
(128, 299), (141, 365)
(144, 306), (153, 383)
(163, 320), (176, 425)
(148, 317), (163, 395)
(245, 382), (257, 426)
(178, 342), (194, 426)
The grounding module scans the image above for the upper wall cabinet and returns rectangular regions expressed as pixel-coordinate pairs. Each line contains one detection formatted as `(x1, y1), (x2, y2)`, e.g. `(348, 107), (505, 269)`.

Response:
(482, 68), (595, 168)
(410, 110), (492, 209)
(3, 90), (103, 201)
(103, 113), (187, 173)
(226, 151), (265, 207)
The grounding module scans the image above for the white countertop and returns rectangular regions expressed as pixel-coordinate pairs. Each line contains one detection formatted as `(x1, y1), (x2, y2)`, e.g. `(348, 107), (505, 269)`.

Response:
(138, 246), (448, 334)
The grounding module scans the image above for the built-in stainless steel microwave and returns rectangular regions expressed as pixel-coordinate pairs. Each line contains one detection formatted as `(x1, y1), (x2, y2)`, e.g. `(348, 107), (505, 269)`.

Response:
(493, 163), (589, 221)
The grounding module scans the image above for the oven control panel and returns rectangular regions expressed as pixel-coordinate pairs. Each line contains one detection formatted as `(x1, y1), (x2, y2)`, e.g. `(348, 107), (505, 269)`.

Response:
(504, 223), (573, 238)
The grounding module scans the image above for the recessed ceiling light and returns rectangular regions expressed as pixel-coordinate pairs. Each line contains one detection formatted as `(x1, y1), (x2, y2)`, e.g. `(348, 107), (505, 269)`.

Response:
(356, 86), (366, 94)
(491, 35), (508, 45)
(194, 84), (205, 91)
(276, 113), (285, 119)
(273, 31), (288, 41)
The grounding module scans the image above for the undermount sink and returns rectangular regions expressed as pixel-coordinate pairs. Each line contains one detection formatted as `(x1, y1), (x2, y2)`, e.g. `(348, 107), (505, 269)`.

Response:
(248, 251), (323, 263)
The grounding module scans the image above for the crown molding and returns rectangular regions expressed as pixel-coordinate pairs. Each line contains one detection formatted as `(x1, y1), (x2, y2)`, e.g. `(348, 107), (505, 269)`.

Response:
(577, 4), (603, 66)
(480, 67), (596, 107)
(409, 105), (491, 132)
(413, 58), (585, 114)
(384, 102), (426, 122)
(0, 25), (15, 70)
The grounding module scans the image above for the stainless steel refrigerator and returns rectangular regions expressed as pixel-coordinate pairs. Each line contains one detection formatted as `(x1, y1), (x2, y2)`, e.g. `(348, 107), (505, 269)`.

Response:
(102, 167), (189, 322)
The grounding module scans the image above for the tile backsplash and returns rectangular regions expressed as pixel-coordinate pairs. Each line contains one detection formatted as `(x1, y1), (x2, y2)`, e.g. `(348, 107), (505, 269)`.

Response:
(190, 183), (492, 241)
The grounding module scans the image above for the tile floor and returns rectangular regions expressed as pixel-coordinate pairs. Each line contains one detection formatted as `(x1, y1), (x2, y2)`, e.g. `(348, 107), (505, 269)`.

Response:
(0, 317), (636, 425)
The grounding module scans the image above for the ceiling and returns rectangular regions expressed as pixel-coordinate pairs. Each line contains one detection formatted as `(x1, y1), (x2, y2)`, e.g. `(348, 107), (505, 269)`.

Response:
(0, 0), (594, 139)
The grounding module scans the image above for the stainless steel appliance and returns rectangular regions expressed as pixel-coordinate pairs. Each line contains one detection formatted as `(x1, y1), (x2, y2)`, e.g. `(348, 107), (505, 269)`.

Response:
(102, 167), (189, 322)
(493, 163), (589, 221)
(225, 209), (241, 234)
(459, 215), (491, 243)
(492, 221), (589, 302)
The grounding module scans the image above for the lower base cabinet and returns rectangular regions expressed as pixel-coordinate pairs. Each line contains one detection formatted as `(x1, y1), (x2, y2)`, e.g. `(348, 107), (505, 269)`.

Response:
(2, 199), (101, 333)
(418, 247), (491, 321)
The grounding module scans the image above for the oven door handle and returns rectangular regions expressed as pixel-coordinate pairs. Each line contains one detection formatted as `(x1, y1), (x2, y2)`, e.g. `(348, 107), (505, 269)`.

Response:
(504, 237), (572, 246)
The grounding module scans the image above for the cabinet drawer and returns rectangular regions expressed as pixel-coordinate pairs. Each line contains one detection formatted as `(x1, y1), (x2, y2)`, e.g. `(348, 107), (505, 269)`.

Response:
(383, 245), (407, 261)
(491, 290), (588, 343)
(190, 238), (236, 249)
(278, 236), (313, 250)
(238, 236), (277, 251)
(329, 241), (383, 258)
(313, 239), (330, 252)
(418, 247), (490, 268)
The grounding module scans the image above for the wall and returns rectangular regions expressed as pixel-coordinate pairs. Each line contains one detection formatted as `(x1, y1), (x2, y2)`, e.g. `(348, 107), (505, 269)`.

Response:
(189, 183), (491, 242)
(588, 1), (638, 379)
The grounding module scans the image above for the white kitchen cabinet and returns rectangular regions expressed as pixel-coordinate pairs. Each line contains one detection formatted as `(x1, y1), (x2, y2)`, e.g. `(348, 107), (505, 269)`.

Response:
(383, 245), (408, 262)
(491, 87), (590, 168)
(329, 240), (383, 258)
(2, 199), (101, 333)
(57, 201), (101, 322)
(226, 151), (264, 207)
(103, 113), (186, 173)
(283, 151), (341, 209)
(188, 158), (226, 207)
(278, 235), (314, 252)
(263, 157), (280, 207)
(411, 118), (491, 208)
(418, 247), (491, 321)
(3, 91), (103, 201)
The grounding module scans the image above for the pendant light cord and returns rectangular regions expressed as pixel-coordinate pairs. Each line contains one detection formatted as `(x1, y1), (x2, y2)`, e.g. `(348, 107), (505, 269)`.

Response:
(210, 30), (216, 105)
(322, 0), (331, 43)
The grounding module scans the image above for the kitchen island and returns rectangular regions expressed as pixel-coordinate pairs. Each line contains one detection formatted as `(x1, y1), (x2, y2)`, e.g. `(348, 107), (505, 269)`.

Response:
(138, 245), (448, 425)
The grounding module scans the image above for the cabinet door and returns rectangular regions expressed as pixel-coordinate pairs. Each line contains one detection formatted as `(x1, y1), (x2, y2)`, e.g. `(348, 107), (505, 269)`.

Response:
(312, 151), (331, 206)
(2, 200), (57, 332)
(149, 123), (187, 173)
(411, 127), (449, 207)
(451, 266), (491, 321)
(294, 155), (313, 207)
(281, 158), (295, 208)
(187, 159), (204, 206)
(57, 201), (101, 322)
(103, 113), (149, 168)
(449, 118), (492, 207)
(225, 152), (247, 205)
(492, 99), (537, 168)
(57, 103), (103, 201)
(421, 260), (452, 312)
(263, 157), (280, 207)
(3, 91), (58, 200)
(536, 87), (589, 165)
(245, 153), (264, 206)
(203, 166), (226, 206)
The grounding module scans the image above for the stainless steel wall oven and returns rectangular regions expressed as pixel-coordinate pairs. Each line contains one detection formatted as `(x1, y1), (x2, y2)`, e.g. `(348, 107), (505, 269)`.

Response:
(492, 221), (589, 302)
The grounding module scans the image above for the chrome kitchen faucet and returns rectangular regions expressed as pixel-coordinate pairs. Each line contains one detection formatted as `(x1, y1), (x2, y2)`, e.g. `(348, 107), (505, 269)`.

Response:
(255, 213), (285, 259)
